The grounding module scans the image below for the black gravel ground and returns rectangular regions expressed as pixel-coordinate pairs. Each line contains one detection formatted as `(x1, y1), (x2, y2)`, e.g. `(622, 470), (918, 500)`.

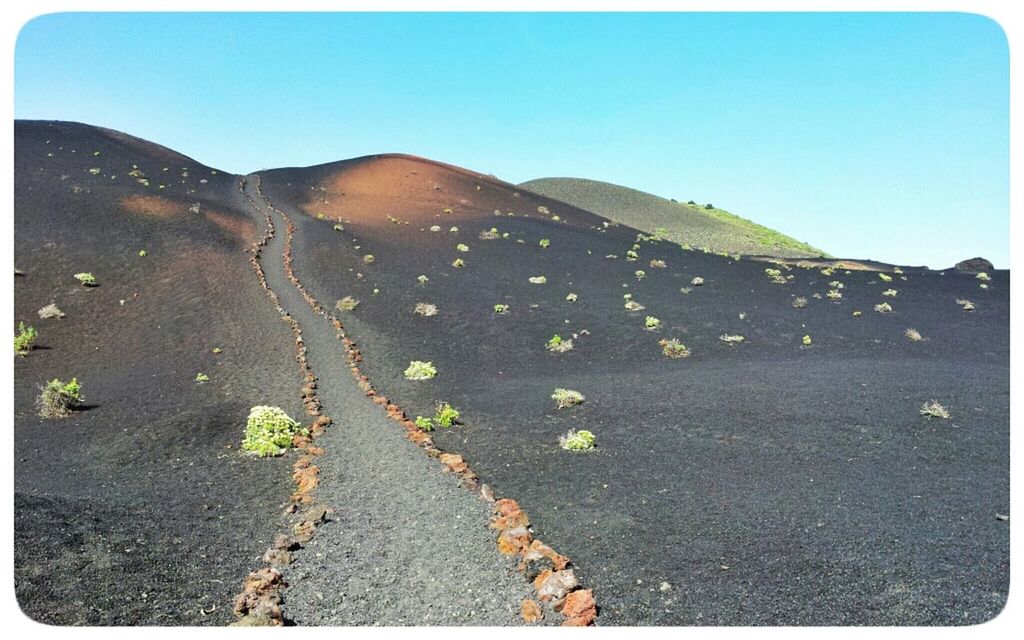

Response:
(262, 159), (1009, 625)
(14, 121), (304, 625)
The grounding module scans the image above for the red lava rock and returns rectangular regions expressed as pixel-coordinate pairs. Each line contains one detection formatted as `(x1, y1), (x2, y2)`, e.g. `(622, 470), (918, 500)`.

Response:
(492, 498), (530, 530)
(497, 526), (532, 555)
(559, 589), (596, 626)
(536, 569), (578, 601)
(480, 484), (495, 502)
(262, 548), (292, 566)
(293, 466), (319, 494)
(439, 453), (468, 474)
(306, 446), (325, 456)
(233, 567), (285, 622)
(293, 456), (311, 470)
(292, 520), (316, 543)
(372, 396), (388, 406)
(521, 599), (543, 623)
(314, 415), (332, 428)
(407, 430), (432, 446)
(533, 569), (553, 590)
(520, 539), (570, 573)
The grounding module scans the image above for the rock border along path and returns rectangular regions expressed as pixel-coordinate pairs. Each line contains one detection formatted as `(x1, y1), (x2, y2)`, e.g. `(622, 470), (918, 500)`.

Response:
(233, 175), (593, 625)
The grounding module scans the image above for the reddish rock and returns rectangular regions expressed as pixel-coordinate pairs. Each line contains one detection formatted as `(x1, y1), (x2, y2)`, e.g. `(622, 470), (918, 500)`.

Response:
(491, 498), (530, 530)
(305, 446), (325, 456)
(292, 520), (316, 543)
(293, 466), (319, 494)
(314, 415), (332, 428)
(560, 589), (596, 626)
(536, 569), (578, 601)
(533, 569), (553, 590)
(497, 526), (532, 555)
(372, 395), (388, 405)
(521, 599), (543, 623)
(262, 548), (292, 566)
(439, 453), (468, 474)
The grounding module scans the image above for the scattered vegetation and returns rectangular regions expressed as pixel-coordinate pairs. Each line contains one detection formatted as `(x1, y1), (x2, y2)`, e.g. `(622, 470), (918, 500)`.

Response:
(635, 270), (646, 280)
(363, 254), (375, 264)
(659, 338), (691, 358)
(792, 297), (807, 309)
(404, 361), (437, 380)
(547, 334), (574, 353)
(956, 298), (975, 312)
(691, 276), (704, 286)
(539, 239), (551, 248)
(479, 227), (500, 240)
(905, 328), (923, 342)
(452, 258), (465, 268)
(138, 249), (147, 257)
(37, 377), (83, 418)
(456, 243), (469, 252)
(242, 406), (307, 457)
(624, 300), (646, 312)
(417, 275), (430, 284)
(414, 302), (438, 317)
(874, 302), (893, 313)
(649, 259), (666, 269)
(529, 276), (547, 284)
(74, 272), (98, 287)
(336, 296), (360, 311)
(195, 373), (210, 383)
(719, 334), (745, 345)
(14, 322), (38, 355)
(552, 388), (585, 409)
(881, 289), (898, 297)
(878, 273), (893, 282)
(920, 400), (950, 420)
(434, 402), (460, 428)
(38, 303), (65, 319)
(644, 316), (661, 330)
(334, 224), (344, 232)
(765, 268), (787, 284)
(493, 303), (509, 314)
(560, 429), (596, 451)
(826, 289), (842, 300)
(802, 335), (812, 346)
(565, 292), (578, 302)
(976, 271), (991, 282)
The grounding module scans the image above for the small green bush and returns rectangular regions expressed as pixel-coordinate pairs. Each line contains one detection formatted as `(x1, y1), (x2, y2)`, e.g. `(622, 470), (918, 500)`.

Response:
(552, 388), (585, 409)
(539, 239), (550, 248)
(529, 276), (547, 284)
(336, 296), (360, 311)
(802, 335), (812, 346)
(565, 292), (578, 302)
(659, 338), (691, 358)
(195, 372), (210, 383)
(493, 303), (509, 314)
(920, 400), (950, 419)
(560, 429), (596, 451)
(14, 322), (37, 355)
(644, 316), (661, 330)
(363, 254), (375, 264)
(74, 272), (98, 286)
(624, 300), (645, 311)
(242, 406), (306, 457)
(456, 243), (469, 252)
(36, 377), (83, 418)
(547, 334), (573, 352)
(415, 416), (434, 431)
(452, 258), (465, 268)
(878, 273), (893, 282)
(417, 275), (429, 284)
(404, 361), (437, 380)
(792, 297), (807, 309)
(434, 402), (460, 427)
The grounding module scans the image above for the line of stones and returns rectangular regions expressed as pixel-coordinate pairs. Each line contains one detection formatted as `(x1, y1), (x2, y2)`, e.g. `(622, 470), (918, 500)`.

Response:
(254, 177), (596, 626)
(230, 177), (334, 626)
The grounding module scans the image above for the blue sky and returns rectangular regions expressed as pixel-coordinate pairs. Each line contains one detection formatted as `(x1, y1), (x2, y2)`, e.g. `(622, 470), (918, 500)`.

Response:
(15, 12), (1009, 268)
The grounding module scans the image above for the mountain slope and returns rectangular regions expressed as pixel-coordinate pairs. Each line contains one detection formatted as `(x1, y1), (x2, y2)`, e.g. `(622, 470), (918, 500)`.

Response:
(520, 177), (827, 258)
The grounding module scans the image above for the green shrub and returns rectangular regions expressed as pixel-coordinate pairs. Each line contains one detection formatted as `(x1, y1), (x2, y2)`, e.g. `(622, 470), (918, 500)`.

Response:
(493, 303), (509, 314)
(635, 270), (646, 280)
(434, 402), (460, 427)
(560, 429), (596, 451)
(659, 338), (691, 358)
(242, 406), (306, 457)
(528, 276), (547, 284)
(624, 300), (645, 311)
(415, 416), (434, 431)
(565, 292), (578, 302)
(881, 289), (897, 297)
(336, 296), (360, 311)
(138, 249), (148, 257)
(36, 377), (83, 418)
(644, 316), (660, 330)
(547, 334), (574, 352)
(14, 322), (37, 355)
(874, 302), (893, 313)
(705, 203), (714, 210)
(195, 372), (210, 383)
(552, 388), (585, 409)
(363, 254), (375, 264)
(719, 334), (745, 344)
(414, 302), (438, 317)
(539, 239), (550, 248)
(920, 400), (950, 419)
(74, 272), (98, 286)
(878, 273), (893, 282)
(417, 275), (429, 284)
(802, 335), (812, 346)
(452, 258), (465, 268)
(792, 297), (807, 309)
(404, 361), (437, 380)
(456, 243), (469, 252)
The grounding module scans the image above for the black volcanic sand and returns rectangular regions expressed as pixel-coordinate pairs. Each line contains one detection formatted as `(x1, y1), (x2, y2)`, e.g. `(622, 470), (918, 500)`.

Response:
(14, 122), (304, 625)
(261, 163), (1009, 625)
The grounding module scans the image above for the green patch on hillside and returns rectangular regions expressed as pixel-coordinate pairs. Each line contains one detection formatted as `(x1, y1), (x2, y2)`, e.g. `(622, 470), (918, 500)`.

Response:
(520, 177), (828, 259)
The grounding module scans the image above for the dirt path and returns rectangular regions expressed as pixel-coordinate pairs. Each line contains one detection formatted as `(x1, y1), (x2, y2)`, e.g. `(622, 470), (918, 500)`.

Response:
(240, 176), (536, 625)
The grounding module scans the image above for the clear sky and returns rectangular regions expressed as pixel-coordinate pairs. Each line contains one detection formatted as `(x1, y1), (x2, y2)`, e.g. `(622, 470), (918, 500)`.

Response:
(15, 12), (1009, 268)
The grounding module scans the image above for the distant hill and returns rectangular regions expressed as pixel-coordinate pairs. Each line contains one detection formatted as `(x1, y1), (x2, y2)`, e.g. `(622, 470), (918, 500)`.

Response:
(520, 177), (828, 258)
